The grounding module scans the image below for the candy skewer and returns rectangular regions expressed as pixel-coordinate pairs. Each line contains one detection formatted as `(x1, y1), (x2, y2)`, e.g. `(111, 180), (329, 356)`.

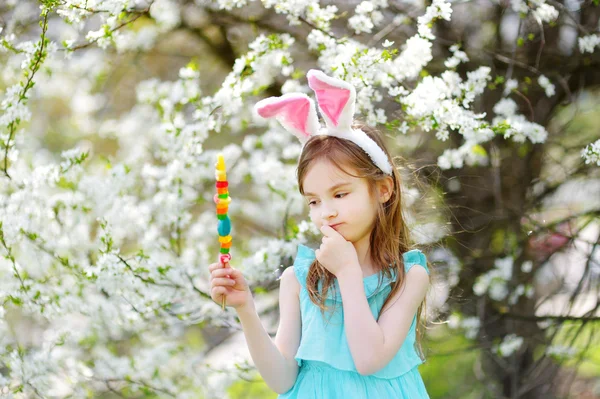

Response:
(215, 153), (232, 310)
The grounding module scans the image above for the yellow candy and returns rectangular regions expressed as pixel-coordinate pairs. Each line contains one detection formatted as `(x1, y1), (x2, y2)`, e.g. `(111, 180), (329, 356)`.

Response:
(215, 170), (227, 180)
(218, 196), (232, 205)
(218, 235), (232, 243)
(216, 155), (226, 171)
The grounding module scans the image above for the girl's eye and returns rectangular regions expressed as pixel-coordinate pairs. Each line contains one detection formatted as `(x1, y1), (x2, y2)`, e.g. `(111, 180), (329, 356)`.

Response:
(308, 193), (347, 206)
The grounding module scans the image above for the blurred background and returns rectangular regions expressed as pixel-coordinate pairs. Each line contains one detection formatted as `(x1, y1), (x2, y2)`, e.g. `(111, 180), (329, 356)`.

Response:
(0, 0), (599, 398)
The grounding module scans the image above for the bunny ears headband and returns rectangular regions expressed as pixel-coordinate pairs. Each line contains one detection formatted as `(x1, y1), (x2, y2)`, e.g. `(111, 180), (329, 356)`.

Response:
(254, 70), (393, 176)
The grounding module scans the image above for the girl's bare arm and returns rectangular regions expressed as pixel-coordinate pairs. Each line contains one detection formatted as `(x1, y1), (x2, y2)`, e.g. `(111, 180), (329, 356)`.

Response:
(235, 266), (301, 394)
(337, 265), (429, 375)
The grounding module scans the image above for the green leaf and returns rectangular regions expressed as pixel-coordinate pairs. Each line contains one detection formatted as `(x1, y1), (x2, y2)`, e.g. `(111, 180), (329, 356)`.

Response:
(518, 143), (530, 158)
(285, 217), (299, 240)
(9, 296), (23, 306)
(471, 144), (487, 157)
(267, 182), (287, 199)
(254, 287), (268, 294)
(57, 177), (76, 190)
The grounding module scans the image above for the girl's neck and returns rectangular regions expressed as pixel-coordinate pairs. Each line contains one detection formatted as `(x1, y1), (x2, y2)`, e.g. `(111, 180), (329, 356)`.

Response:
(351, 233), (377, 278)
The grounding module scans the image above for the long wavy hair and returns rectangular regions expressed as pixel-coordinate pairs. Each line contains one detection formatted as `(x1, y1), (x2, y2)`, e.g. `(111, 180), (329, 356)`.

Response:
(296, 122), (428, 360)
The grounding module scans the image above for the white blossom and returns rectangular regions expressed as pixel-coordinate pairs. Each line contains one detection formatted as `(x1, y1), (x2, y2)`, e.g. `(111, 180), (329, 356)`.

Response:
(217, 0), (249, 11)
(1, 0), (598, 396)
(579, 34), (600, 53)
(538, 75), (555, 97)
(582, 139), (600, 166)
(417, 0), (452, 40)
(532, 3), (559, 23)
(444, 44), (469, 69)
(546, 345), (577, 359)
(149, 0), (181, 31)
(306, 3), (339, 31)
(503, 78), (518, 96)
(497, 334), (524, 357)
(348, 1), (388, 34)
(473, 256), (514, 301)
(461, 317), (481, 339)
(511, 0), (529, 14)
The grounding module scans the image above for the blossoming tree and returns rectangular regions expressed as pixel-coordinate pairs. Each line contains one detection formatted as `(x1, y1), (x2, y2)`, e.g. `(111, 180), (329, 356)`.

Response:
(0, 0), (598, 398)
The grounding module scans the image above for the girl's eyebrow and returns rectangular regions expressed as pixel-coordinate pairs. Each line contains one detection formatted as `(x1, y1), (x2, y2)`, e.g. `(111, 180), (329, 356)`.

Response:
(304, 182), (351, 197)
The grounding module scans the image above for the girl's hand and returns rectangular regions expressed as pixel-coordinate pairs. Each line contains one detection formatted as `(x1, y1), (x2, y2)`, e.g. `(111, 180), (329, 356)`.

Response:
(315, 225), (361, 278)
(209, 259), (253, 310)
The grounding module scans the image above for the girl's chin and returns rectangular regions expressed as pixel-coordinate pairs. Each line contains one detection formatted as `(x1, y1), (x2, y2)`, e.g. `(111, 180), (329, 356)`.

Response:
(337, 230), (350, 240)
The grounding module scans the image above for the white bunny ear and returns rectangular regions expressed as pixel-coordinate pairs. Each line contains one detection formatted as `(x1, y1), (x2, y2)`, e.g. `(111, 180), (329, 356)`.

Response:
(254, 93), (320, 143)
(307, 69), (356, 132)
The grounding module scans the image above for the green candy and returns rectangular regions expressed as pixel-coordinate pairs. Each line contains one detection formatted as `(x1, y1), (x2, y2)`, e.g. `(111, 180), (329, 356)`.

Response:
(220, 248), (230, 254)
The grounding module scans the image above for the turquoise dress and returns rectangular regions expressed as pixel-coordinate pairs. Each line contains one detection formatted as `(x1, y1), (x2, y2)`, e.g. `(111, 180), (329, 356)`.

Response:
(278, 244), (430, 399)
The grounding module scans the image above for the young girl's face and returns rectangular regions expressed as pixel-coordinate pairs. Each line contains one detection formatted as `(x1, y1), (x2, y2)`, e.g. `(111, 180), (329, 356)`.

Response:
(302, 159), (379, 244)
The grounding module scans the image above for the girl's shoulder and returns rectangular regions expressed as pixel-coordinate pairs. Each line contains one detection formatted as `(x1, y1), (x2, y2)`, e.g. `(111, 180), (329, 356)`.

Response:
(289, 244), (429, 289)
(279, 263), (301, 294)
(291, 244), (315, 289)
(402, 248), (430, 275)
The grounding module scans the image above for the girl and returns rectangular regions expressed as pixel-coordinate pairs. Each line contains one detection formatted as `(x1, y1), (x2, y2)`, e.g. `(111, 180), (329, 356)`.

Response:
(209, 70), (431, 398)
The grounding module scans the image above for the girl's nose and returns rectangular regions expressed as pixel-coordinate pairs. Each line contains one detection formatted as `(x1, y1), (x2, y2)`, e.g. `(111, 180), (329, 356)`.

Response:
(320, 205), (337, 220)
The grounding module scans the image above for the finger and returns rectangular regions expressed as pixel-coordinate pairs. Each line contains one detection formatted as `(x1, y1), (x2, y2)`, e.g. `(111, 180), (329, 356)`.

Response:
(211, 286), (228, 301)
(320, 225), (335, 236)
(208, 263), (221, 272)
(212, 268), (233, 278)
(212, 277), (235, 287)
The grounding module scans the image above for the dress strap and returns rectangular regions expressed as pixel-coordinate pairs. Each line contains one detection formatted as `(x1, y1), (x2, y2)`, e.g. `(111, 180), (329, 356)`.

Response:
(403, 249), (429, 275)
(292, 244), (315, 289)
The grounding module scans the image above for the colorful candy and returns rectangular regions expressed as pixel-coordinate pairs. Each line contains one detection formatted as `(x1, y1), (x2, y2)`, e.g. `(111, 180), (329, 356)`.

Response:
(215, 153), (232, 310)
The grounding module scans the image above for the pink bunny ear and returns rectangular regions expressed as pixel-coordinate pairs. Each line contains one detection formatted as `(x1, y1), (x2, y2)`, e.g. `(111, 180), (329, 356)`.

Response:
(254, 93), (319, 143)
(307, 69), (356, 132)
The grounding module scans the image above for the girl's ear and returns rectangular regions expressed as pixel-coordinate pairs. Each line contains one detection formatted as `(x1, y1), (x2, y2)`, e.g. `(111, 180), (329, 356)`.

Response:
(307, 69), (356, 132)
(378, 176), (394, 203)
(254, 93), (320, 143)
